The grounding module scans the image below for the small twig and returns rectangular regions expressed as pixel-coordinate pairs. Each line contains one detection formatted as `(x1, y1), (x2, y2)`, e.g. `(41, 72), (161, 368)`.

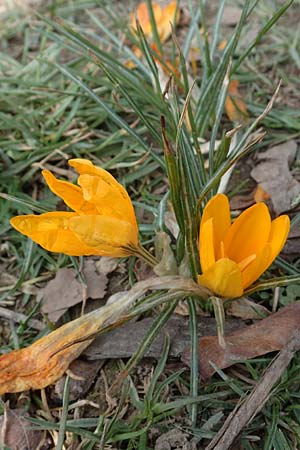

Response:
(205, 330), (300, 450)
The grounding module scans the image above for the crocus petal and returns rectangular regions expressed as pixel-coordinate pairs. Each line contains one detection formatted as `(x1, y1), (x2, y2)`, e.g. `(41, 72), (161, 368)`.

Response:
(198, 258), (243, 298)
(268, 215), (290, 262)
(225, 203), (271, 264)
(200, 194), (231, 260)
(78, 174), (138, 230)
(42, 170), (98, 215)
(131, 2), (162, 37)
(241, 245), (272, 288)
(242, 215), (290, 289)
(69, 215), (138, 257)
(69, 159), (138, 231)
(69, 159), (122, 191)
(199, 217), (215, 272)
(159, 1), (178, 41)
(10, 212), (100, 256)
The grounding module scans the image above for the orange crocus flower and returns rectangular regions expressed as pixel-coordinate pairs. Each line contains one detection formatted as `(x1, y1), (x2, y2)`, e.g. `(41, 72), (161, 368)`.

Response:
(131, 1), (178, 42)
(198, 194), (290, 298)
(11, 159), (139, 257)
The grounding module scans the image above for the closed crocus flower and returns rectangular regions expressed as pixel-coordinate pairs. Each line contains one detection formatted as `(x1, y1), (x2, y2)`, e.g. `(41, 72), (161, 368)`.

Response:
(198, 194), (290, 298)
(11, 159), (139, 257)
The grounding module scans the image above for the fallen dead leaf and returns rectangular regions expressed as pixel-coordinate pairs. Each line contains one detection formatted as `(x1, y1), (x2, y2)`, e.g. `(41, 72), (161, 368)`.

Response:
(251, 140), (300, 214)
(226, 297), (270, 320)
(83, 259), (108, 300)
(183, 302), (300, 379)
(53, 359), (104, 402)
(84, 315), (242, 360)
(0, 407), (44, 450)
(39, 264), (108, 322)
(39, 268), (83, 322)
(95, 256), (119, 275)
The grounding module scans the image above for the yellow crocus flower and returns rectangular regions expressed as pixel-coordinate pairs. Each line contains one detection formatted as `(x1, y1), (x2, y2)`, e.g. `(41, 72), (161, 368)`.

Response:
(10, 159), (139, 257)
(130, 1), (178, 42)
(198, 194), (290, 298)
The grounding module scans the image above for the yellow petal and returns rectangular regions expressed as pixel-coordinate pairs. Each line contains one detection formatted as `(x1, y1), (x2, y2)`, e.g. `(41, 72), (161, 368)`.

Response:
(159, 1), (178, 41)
(242, 216), (289, 289)
(69, 159), (138, 231)
(198, 258), (243, 298)
(69, 158), (120, 189)
(78, 174), (137, 229)
(130, 2), (162, 37)
(268, 215), (290, 262)
(199, 217), (215, 272)
(10, 212), (100, 256)
(69, 215), (138, 257)
(200, 194), (231, 260)
(225, 203), (271, 264)
(42, 170), (98, 215)
(241, 245), (272, 288)
(130, 1), (178, 42)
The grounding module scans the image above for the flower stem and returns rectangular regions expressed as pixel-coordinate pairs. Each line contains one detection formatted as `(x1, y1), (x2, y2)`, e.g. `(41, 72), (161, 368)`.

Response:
(211, 296), (226, 349)
(135, 243), (159, 267)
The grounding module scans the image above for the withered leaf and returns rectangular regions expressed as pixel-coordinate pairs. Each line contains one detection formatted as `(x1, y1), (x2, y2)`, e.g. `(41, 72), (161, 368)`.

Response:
(0, 408), (43, 450)
(251, 140), (300, 214)
(83, 259), (108, 300)
(53, 359), (104, 402)
(39, 268), (83, 322)
(226, 297), (270, 320)
(96, 256), (119, 275)
(183, 302), (300, 379)
(39, 264), (107, 322)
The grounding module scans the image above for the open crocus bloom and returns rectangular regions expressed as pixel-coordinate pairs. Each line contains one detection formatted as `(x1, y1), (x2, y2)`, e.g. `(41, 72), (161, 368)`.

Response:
(130, 1), (178, 42)
(11, 159), (139, 257)
(198, 194), (290, 298)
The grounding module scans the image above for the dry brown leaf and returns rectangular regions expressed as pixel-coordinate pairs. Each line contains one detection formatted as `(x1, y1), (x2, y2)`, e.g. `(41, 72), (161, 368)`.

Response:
(83, 259), (108, 300)
(225, 80), (248, 122)
(39, 265), (107, 322)
(39, 268), (83, 322)
(84, 315), (242, 360)
(95, 256), (119, 275)
(251, 140), (300, 214)
(226, 297), (270, 320)
(53, 359), (104, 402)
(183, 302), (300, 379)
(0, 407), (43, 450)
